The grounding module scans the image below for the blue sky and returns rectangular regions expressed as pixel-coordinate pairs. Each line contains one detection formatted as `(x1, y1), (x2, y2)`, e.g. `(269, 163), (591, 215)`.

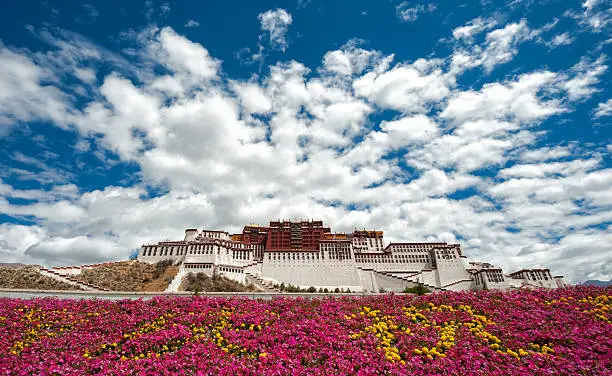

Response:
(0, 0), (610, 282)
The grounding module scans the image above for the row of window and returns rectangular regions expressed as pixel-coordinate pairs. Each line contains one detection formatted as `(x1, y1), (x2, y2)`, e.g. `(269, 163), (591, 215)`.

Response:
(355, 254), (430, 264)
(219, 266), (243, 274)
(328, 249), (352, 260)
(143, 246), (189, 257)
(268, 253), (323, 261)
(143, 243), (262, 257)
(486, 271), (505, 283)
(201, 232), (229, 239)
(185, 264), (212, 269)
(436, 250), (459, 260)
(392, 245), (439, 253)
(519, 270), (551, 281)
(232, 250), (252, 260)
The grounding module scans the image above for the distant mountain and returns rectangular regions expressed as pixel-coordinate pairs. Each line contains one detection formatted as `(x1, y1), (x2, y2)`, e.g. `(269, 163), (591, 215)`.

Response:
(0, 263), (26, 269)
(581, 280), (612, 287)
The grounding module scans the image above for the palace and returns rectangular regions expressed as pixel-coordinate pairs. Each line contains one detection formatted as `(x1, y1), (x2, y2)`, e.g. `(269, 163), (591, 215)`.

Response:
(138, 220), (565, 293)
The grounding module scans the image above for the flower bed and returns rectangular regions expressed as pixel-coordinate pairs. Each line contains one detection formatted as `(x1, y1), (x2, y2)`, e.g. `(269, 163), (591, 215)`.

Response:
(0, 286), (610, 375)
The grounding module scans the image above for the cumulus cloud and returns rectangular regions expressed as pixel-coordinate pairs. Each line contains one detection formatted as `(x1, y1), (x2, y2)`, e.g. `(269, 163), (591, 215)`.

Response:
(519, 146), (573, 162)
(594, 98), (612, 117)
(566, 0), (611, 33)
(441, 71), (563, 124)
(148, 27), (220, 81)
(481, 19), (531, 72)
(322, 39), (391, 76)
(0, 43), (74, 129)
(258, 8), (293, 51)
(449, 18), (556, 75)
(25, 236), (126, 265)
(354, 59), (451, 112)
(544, 32), (574, 49)
(452, 17), (498, 41)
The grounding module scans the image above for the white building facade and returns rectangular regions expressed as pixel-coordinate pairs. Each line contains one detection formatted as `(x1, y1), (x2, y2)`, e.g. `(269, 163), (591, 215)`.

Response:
(138, 226), (565, 293)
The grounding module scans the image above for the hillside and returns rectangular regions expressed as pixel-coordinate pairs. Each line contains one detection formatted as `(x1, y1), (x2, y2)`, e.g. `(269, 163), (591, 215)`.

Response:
(78, 260), (178, 292)
(0, 266), (81, 290)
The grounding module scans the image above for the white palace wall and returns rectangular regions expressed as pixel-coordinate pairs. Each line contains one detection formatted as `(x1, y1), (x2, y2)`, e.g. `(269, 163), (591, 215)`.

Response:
(261, 251), (362, 291)
(138, 229), (564, 293)
(432, 247), (471, 288)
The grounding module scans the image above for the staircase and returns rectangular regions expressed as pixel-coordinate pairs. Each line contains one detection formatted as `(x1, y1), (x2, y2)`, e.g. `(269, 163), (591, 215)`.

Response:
(375, 271), (420, 282)
(245, 272), (281, 293)
(165, 264), (186, 293)
(386, 272), (421, 281)
(38, 268), (108, 292)
(358, 267), (444, 293)
(243, 260), (263, 277)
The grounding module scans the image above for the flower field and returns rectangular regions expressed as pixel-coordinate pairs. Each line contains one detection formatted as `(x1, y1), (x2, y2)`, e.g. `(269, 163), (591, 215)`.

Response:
(0, 286), (610, 375)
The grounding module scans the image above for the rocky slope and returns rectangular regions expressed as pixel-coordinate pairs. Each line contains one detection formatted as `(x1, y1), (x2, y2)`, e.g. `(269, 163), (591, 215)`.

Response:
(78, 260), (178, 292)
(0, 266), (81, 290)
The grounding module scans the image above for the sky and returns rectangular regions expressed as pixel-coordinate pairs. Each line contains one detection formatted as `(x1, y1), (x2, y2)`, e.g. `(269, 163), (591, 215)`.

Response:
(0, 0), (610, 283)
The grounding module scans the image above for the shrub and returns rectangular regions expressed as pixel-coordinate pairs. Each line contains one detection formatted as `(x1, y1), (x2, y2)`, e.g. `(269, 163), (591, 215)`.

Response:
(403, 284), (430, 295)
(152, 259), (174, 279)
(182, 272), (258, 293)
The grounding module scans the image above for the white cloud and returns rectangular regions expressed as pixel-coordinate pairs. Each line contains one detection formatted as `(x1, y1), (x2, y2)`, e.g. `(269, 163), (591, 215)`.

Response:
(25, 235), (126, 265)
(148, 27), (220, 82)
(499, 159), (599, 178)
(258, 8), (293, 51)
(354, 60), (451, 112)
(380, 114), (439, 144)
(184, 19), (200, 28)
(0, 224), (48, 264)
(441, 71), (563, 124)
(561, 55), (608, 101)
(322, 40), (390, 76)
(396, 2), (437, 23)
(520, 146), (572, 162)
(231, 81), (272, 114)
(566, 0), (611, 32)
(452, 17), (498, 40)
(594, 98), (612, 117)
(545, 32), (574, 49)
(448, 18), (553, 74)
(583, 0), (601, 11)
(0, 43), (74, 129)
(481, 19), (531, 72)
